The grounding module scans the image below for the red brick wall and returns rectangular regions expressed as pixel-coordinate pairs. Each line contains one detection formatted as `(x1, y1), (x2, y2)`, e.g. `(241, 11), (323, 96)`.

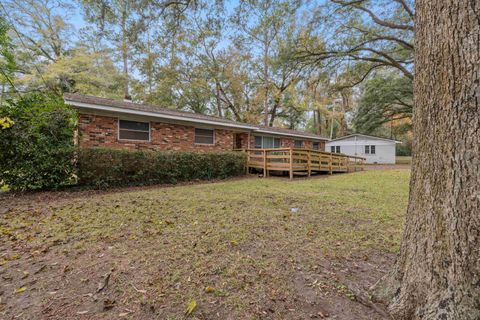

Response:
(78, 114), (326, 152)
(78, 114), (235, 151)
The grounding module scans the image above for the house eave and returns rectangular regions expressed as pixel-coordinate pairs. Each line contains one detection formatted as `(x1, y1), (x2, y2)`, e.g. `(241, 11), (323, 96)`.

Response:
(328, 134), (401, 143)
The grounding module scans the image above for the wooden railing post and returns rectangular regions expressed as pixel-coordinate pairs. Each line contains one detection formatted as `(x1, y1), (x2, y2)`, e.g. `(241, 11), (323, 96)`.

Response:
(289, 148), (293, 180)
(329, 153), (333, 175)
(307, 150), (311, 177)
(263, 149), (267, 178)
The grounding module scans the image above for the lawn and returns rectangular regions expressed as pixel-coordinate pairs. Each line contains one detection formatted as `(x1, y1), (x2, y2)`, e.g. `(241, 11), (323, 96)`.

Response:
(0, 169), (410, 319)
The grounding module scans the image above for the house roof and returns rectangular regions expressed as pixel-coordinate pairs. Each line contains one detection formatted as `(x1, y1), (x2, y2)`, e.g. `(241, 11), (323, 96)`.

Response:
(327, 133), (401, 143)
(64, 93), (329, 141)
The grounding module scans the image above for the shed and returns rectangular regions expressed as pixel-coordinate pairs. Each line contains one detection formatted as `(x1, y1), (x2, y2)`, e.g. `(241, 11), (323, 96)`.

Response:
(326, 134), (401, 164)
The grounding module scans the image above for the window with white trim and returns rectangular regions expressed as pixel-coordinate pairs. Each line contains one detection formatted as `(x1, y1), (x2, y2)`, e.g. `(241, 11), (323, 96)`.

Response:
(255, 136), (262, 148)
(330, 146), (341, 153)
(365, 145), (376, 154)
(294, 140), (304, 148)
(119, 120), (150, 141)
(254, 136), (280, 148)
(195, 128), (215, 144)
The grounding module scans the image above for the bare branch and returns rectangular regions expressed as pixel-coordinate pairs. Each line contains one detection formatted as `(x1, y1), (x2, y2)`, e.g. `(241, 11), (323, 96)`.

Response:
(394, 0), (415, 19)
(332, 0), (414, 31)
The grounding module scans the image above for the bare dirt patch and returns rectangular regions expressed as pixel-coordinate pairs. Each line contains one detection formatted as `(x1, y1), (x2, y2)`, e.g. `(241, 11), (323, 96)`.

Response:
(0, 170), (409, 319)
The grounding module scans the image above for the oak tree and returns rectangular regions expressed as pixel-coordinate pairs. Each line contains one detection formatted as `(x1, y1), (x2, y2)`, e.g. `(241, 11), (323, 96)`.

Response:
(383, 1), (480, 319)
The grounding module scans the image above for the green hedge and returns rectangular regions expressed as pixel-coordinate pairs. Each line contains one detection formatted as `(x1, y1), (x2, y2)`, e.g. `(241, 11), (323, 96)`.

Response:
(0, 94), (77, 191)
(76, 148), (247, 188)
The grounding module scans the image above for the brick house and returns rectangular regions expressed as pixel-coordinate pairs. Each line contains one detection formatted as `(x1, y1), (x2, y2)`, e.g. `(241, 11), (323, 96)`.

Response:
(64, 93), (329, 152)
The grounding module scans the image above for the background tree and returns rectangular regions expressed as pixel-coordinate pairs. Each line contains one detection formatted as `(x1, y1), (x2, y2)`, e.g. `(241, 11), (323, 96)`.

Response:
(379, 1), (480, 318)
(232, 0), (304, 126)
(353, 72), (413, 134)
(0, 16), (16, 101)
(298, 0), (414, 137)
(79, 0), (148, 99)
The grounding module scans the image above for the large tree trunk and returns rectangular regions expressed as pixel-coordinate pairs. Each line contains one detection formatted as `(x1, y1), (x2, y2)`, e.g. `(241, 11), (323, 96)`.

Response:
(387, 1), (480, 319)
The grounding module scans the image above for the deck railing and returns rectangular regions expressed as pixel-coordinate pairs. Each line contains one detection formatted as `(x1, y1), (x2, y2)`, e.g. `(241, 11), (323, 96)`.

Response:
(235, 148), (366, 179)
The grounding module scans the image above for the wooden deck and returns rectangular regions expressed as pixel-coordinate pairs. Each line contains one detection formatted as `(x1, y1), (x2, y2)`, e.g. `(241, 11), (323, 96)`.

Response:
(236, 148), (366, 179)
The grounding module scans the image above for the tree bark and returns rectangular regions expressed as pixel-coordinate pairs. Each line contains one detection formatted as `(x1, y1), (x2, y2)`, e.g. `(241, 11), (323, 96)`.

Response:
(263, 31), (270, 126)
(386, 1), (480, 319)
(215, 81), (223, 117)
(316, 109), (322, 135)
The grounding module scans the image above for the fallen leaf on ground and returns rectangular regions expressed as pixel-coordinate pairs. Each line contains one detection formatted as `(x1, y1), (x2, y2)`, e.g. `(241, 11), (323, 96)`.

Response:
(205, 286), (215, 293)
(185, 299), (197, 315)
(14, 287), (26, 294)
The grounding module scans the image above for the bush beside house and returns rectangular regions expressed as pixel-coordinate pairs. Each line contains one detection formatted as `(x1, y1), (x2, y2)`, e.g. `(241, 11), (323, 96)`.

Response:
(76, 148), (247, 188)
(0, 94), (77, 191)
(0, 94), (247, 191)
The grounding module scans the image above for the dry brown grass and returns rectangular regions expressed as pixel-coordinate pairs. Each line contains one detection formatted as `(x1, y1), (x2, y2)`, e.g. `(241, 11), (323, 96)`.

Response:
(0, 170), (409, 319)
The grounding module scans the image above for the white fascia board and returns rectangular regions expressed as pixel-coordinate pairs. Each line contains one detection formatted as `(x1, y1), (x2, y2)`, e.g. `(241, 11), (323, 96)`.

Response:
(253, 129), (330, 141)
(66, 100), (257, 130)
(330, 134), (401, 143)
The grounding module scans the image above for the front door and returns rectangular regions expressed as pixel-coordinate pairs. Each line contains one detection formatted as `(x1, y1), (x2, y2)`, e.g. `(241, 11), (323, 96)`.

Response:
(234, 133), (243, 149)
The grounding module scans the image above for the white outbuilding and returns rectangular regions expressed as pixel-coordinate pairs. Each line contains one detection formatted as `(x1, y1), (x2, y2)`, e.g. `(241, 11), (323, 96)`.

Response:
(326, 134), (401, 164)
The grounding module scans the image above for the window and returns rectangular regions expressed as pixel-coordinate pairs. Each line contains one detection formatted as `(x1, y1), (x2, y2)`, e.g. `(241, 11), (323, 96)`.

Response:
(365, 145), (376, 154)
(313, 142), (320, 150)
(274, 138), (281, 148)
(330, 146), (335, 153)
(195, 128), (214, 144)
(294, 140), (304, 148)
(255, 136), (262, 148)
(336, 146), (341, 153)
(119, 120), (150, 141)
(254, 136), (280, 148)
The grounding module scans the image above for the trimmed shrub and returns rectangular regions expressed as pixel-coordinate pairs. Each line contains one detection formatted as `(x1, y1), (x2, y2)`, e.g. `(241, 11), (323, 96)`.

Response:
(76, 148), (247, 188)
(0, 94), (77, 191)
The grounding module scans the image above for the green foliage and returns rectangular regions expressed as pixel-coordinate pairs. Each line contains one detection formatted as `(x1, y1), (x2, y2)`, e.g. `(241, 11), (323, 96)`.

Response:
(76, 148), (247, 188)
(396, 142), (412, 156)
(40, 48), (126, 96)
(0, 93), (77, 191)
(353, 74), (413, 133)
(0, 16), (16, 87)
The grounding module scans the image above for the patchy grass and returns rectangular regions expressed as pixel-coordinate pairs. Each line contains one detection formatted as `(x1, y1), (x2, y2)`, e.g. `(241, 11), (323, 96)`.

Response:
(0, 170), (409, 319)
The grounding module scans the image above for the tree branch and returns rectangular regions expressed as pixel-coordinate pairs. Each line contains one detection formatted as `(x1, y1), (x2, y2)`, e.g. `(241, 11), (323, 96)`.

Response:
(332, 0), (414, 31)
